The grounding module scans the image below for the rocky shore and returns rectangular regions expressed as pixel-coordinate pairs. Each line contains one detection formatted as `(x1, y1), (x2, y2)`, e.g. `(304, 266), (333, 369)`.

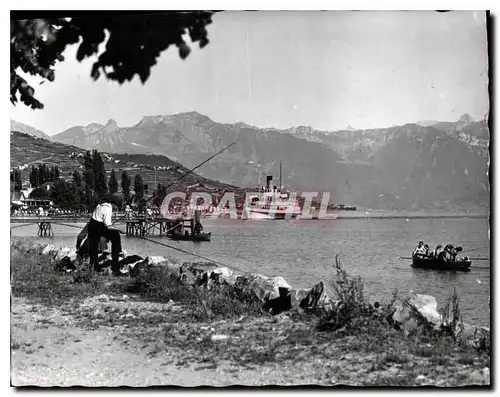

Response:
(10, 242), (491, 387)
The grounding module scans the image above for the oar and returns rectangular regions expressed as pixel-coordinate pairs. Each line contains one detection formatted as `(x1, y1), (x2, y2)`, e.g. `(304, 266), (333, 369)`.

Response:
(399, 256), (490, 261)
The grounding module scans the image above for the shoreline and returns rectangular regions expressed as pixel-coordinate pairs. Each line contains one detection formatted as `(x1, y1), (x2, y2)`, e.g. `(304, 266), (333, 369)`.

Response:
(299, 212), (488, 220)
(10, 242), (491, 387)
(10, 211), (489, 225)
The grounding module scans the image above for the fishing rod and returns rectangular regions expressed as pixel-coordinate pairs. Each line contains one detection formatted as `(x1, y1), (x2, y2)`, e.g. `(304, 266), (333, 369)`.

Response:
(127, 234), (249, 274)
(110, 138), (240, 227)
(57, 219), (244, 272)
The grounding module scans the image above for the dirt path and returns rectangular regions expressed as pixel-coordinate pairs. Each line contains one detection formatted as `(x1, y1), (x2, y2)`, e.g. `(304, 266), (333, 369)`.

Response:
(11, 295), (490, 387)
(12, 297), (236, 387)
(10, 296), (316, 387)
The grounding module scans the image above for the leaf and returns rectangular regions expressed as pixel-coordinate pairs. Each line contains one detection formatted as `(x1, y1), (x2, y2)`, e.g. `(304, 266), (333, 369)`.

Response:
(178, 42), (191, 59)
(11, 12), (215, 109)
(90, 63), (101, 81)
(139, 68), (150, 84)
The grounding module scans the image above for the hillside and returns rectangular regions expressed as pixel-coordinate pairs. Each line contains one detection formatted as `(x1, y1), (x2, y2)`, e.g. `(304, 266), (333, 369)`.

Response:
(10, 131), (239, 195)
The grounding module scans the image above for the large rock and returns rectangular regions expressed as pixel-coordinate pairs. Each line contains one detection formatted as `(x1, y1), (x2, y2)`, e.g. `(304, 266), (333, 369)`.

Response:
(235, 273), (292, 301)
(146, 256), (169, 266)
(289, 288), (311, 310)
(452, 323), (491, 351)
(54, 247), (77, 262)
(126, 256), (183, 278)
(211, 266), (233, 279)
(301, 281), (324, 310)
(392, 293), (442, 333)
(54, 256), (76, 273)
(213, 267), (234, 285)
(182, 261), (220, 276)
(146, 256), (182, 273)
(200, 267), (234, 287)
(263, 287), (292, 315)
(118, 255), (145, 275)
(471, 326), (490, 351)
(287, 282), (334, 313)
(41, 244), (56, 255)
(178, 262), (220, 286)
(94, 254), (145, 274)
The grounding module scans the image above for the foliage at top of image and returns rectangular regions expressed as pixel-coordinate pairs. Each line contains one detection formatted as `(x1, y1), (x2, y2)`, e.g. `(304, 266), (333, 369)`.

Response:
(11, 12), (216, 109)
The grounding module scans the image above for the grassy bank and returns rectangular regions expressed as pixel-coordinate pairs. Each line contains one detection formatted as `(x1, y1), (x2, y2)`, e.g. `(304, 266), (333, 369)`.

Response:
(10, 242), (490, 386)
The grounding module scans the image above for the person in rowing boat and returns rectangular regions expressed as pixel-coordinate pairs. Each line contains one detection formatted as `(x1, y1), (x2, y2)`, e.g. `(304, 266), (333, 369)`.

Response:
(423, 244), (432, 258)
(439, 244), (457, 263)
(412, 241), (426, 258)
(434, 244), (443, 259)
(449, 245), (462, 262)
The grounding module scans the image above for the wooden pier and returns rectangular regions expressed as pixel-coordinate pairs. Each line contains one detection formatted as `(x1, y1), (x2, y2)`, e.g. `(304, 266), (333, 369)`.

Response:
(37, 221), (53, 236)
(11, 211), (204, 239)
(11, 216), (88, 236)
(124, 218), (176, 237)
(124, 214), (200, 238)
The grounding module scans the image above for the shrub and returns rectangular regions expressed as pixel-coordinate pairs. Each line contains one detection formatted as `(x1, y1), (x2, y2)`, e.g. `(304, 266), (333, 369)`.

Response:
(191, 283), (264, 321)
(317, 255), (381, 332)
(437, 287), (463, 340)
(10, 242), (121, 304)
(125, 265), (196, 304)
(127, 264), (265, 321)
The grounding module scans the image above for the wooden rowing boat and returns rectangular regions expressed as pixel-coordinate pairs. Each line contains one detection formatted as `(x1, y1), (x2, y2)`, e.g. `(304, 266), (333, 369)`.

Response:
(411, 257), (472, 271)
(168, 232), (211, 242)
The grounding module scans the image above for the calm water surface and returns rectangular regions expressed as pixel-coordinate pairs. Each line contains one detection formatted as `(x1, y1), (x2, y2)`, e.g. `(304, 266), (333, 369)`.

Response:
(12, 216), (490, 326)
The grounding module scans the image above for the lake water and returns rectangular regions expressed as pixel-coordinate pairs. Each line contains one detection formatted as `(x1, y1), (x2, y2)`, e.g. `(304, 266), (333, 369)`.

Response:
(11, 216), (490, 326)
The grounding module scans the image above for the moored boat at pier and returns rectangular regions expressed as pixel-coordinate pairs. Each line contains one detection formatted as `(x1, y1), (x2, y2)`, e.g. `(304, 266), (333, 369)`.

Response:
(168, 232), (212, 242)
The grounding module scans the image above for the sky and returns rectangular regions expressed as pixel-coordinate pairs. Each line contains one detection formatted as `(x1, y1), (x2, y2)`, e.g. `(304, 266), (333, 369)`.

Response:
(10, 10), (490, 136)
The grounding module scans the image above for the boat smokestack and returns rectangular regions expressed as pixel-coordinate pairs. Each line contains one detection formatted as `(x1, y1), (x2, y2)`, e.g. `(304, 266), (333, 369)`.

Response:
(266, 175), (273, 190)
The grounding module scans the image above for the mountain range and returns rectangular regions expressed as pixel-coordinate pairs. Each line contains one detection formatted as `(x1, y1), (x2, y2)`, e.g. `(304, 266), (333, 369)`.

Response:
(11, 112), (490, 211)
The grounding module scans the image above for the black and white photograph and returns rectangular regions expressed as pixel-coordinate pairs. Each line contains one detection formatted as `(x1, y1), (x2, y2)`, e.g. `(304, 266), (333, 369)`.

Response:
(9, 9), (491, 387)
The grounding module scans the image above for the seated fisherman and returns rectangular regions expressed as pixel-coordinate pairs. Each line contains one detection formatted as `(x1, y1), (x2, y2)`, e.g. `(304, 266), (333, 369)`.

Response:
(88, 194), (125, 276)
(76, 223), (109, 259)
